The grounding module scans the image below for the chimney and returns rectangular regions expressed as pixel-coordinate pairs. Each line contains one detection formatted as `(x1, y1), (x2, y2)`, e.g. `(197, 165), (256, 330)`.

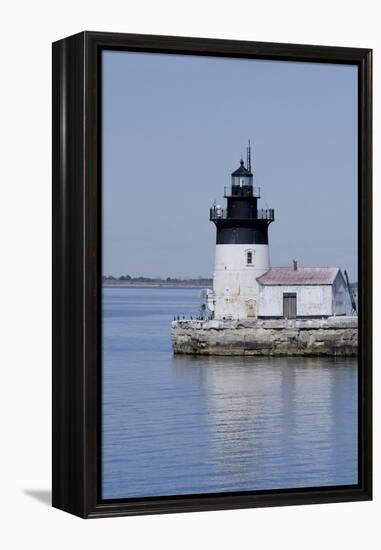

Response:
(293, 259), (298, 271)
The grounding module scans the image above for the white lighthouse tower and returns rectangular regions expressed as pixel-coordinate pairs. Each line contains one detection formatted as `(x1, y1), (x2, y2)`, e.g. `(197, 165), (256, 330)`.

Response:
(208, 143), (274, 320)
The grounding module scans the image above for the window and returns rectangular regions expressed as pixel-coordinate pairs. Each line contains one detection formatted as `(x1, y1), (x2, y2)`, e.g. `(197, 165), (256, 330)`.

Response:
(246, 249), (255, 266)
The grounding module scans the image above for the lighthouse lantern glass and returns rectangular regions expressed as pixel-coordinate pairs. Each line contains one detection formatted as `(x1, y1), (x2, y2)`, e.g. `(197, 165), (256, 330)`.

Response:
(232, 175), (253, 187)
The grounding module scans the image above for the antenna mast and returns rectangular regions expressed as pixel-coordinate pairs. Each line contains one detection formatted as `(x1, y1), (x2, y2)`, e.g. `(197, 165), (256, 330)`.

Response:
(247, 140), (252, 172)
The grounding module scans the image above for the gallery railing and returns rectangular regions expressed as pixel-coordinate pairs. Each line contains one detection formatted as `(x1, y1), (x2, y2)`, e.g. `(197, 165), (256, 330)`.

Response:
(210, 207), (275, 222)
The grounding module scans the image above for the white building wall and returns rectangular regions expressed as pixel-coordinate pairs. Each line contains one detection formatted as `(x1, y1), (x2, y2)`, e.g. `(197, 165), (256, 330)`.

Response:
(212, 244), (270, 319)
(258, 284), (333, 317)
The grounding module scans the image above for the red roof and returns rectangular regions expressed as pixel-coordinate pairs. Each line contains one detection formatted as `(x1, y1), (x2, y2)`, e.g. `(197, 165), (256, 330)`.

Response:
(257, 267), (341, 285)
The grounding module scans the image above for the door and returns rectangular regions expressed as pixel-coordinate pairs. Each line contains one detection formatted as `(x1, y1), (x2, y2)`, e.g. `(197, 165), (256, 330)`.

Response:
(246, 299), (256, 318)
(283, 293), (297, 318)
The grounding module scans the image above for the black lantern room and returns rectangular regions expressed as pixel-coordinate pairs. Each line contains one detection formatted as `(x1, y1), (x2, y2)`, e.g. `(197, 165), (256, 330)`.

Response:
(210, 142), (275, 245)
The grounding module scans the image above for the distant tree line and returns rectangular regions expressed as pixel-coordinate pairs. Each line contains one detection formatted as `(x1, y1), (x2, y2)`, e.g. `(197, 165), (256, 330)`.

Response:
(102, 275), (212, 283)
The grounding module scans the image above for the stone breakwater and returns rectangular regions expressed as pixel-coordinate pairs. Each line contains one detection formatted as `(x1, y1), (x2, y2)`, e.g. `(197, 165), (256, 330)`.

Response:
(171, 317), (358, 357)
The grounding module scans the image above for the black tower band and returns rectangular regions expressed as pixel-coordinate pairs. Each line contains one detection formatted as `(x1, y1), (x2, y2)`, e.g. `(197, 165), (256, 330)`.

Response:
(210, 154), (274, 245)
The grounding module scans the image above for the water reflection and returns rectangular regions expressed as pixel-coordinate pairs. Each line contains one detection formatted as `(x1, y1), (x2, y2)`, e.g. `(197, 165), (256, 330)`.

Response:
(172, 356), (358, 491)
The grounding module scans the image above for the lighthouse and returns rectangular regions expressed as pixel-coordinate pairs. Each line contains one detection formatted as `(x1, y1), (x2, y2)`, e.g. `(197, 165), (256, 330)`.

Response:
(208, 142), (275, 320)
(172, 141), (354, 355)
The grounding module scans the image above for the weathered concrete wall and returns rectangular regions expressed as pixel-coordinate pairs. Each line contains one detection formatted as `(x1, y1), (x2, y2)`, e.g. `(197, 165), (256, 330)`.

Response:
(171, 317), (357, 357)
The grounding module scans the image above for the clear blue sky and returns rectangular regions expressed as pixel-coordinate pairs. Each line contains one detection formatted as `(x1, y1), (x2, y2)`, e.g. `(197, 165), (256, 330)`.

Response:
(102, 51), (358, 280)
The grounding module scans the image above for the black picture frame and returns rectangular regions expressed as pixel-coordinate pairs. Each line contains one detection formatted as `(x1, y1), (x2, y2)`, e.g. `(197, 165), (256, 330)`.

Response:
(52, 31), (372, 518)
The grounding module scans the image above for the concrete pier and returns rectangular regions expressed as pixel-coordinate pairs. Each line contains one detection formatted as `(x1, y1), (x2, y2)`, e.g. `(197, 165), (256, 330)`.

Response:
(171, 317), (358, 357)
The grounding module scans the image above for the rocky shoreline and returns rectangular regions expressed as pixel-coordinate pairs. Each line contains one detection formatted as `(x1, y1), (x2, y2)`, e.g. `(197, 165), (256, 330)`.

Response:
(171, 317), (358, 357)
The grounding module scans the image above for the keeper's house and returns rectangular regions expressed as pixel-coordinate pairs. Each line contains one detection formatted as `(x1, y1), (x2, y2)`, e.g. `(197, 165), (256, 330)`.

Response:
(256, 266), (347, 319)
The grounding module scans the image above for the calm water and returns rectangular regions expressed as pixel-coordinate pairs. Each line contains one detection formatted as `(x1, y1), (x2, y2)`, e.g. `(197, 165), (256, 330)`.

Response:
(102, 287), (358, 499)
